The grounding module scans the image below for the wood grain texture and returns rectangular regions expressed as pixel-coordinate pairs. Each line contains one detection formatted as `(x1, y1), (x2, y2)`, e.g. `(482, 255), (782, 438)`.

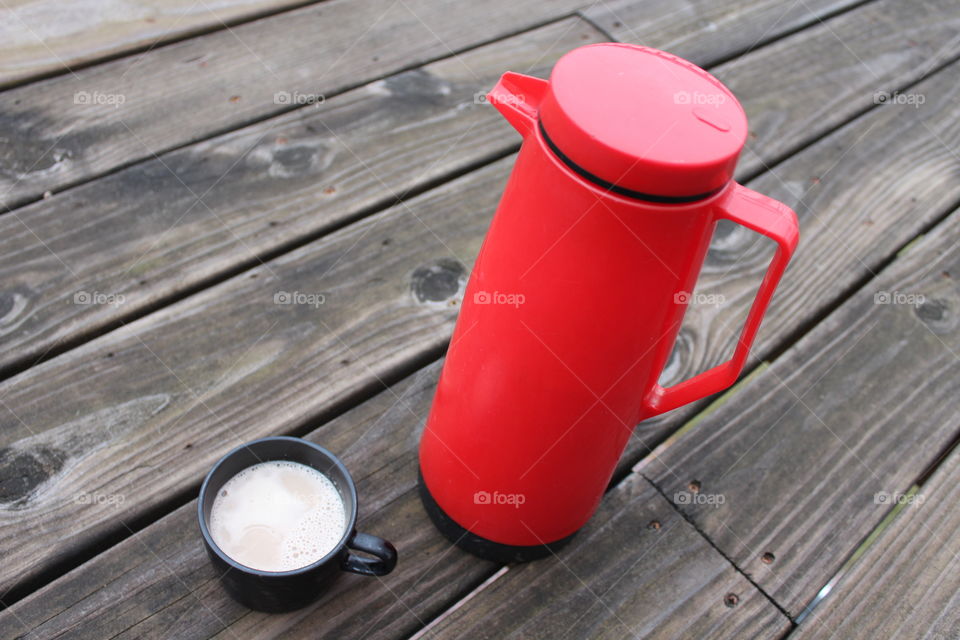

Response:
(0, 361), (506, 640)
(0, 0), (319, 89)
(0, 0), (587, 210)
(0, 17), (604, 374)
(0, 360), (789, 639)
(622, 51), (960, 475)
(0, 156), (512, 600)
(792, 446), (960, 640)
(0, 0), (902, 212)
(3, 15), (960, 605)
(582, 0), (865, 66)
(642, 205), (960, 618)
(715, 0), (960, 176)
(4, 0), (955, 412)
(423, 472), (790, 640)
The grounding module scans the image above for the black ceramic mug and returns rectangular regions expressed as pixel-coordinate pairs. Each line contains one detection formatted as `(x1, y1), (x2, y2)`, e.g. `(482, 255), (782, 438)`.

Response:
(198, 436), (397, 612)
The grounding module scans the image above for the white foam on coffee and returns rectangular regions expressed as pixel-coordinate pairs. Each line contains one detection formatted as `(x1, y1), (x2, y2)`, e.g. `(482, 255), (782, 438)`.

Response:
(209, 460), (347, 572)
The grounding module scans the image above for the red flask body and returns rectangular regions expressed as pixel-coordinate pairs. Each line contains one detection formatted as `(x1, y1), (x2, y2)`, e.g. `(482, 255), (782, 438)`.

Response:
(419, 44), (798, 557)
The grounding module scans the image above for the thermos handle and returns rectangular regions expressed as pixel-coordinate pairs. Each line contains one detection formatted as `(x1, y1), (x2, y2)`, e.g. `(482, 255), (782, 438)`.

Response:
(487, 72), (549, 138)
(643, 183), (799, 416)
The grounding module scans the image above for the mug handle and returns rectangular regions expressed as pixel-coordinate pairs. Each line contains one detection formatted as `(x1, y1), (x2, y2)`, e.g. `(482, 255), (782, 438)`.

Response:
(642, 183), (799, 416)
(342, 532), (398, 576)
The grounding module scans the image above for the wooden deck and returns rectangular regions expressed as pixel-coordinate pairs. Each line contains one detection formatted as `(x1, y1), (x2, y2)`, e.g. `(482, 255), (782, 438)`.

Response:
(1, 0), (959, 638)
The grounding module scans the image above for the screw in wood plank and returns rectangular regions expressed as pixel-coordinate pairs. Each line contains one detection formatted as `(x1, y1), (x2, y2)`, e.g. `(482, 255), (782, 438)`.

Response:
(688, 480), (701, 493)
(724, 593), (739, 608)
(647, 520), (661, 531)
(761, 552), (776, 564)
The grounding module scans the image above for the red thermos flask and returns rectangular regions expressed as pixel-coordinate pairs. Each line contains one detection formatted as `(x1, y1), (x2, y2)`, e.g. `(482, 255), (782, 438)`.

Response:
(418, 44), (799, 561)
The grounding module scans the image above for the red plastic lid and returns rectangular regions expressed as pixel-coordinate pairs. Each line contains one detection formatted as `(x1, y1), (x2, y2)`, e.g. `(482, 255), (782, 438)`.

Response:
(538, 43), (747, 200)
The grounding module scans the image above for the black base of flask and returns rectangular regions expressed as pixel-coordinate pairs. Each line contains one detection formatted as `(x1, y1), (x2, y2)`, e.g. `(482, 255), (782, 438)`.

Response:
(417, 470), (576, 563)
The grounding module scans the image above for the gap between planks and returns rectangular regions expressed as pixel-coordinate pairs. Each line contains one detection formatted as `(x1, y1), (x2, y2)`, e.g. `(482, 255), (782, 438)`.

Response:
(0, 0), (920, 386)
(0, 0), (877, 216)
(0, 0), (335, 91)
(0, 21), (944, 608)
(1, 0), (921, 399)
(0, 144), (518, 384)
(0, 8), (583, 215)
(403, 200), (960, 640)
(403, 197), (960, 638)
(1, 0), (952, 624)
(786, 312), (960, 628)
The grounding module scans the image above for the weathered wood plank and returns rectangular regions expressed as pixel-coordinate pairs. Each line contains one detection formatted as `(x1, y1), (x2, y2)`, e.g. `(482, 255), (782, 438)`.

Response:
(0, 0), (893, 211)
(713, 0), (960, 175)
(0, 104), (956, 640)
(643, 204), (960, 617)
(582, 0), (865, 66)
(3, 20), (960, 606)
(0, 0), (320, 89)
(423, 473), (790, 640)
(617, 57), (960, 500)
(646, 0), (960, 384)
(792, 445), (960, 639)
(0, 156), (511, 600)
(0, 17), (604, 375)
(0, 358), (788, 640)
(659, 0), (960, 385)
(0, 362), (505, 640)
(0, 0), (952, 628)
(0, 0), (587, 210)
(4, 0), (956, 401)
(638, 41), (960, 429)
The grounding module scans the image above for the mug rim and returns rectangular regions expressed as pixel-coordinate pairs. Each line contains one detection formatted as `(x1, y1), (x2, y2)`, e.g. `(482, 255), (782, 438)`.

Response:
(197, 435), (359, 577)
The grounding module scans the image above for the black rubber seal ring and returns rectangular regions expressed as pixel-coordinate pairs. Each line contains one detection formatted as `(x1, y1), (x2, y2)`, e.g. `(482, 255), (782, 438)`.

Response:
(418, 469), (576, 563)
(538, 119), (723, 204)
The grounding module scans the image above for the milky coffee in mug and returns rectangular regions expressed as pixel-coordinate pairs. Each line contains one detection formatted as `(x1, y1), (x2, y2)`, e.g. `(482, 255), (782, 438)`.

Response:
(198, 437), (398, 612)
(209, 460), (347, 572)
